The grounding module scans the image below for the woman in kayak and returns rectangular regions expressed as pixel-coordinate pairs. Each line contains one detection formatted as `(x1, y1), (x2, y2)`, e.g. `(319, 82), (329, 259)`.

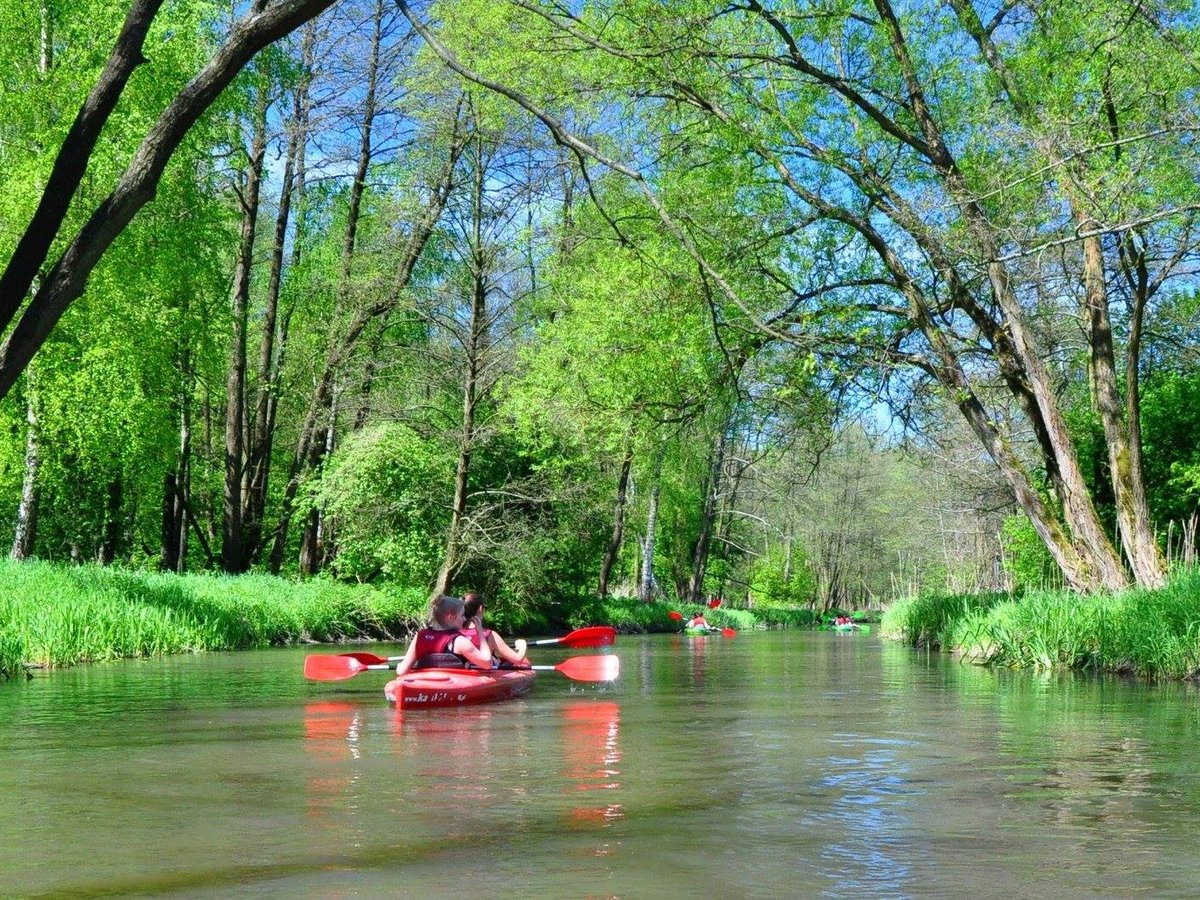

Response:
(688, 613), (714, 631)
(391, 594), (493, 676)
(462, 592), (528, 667)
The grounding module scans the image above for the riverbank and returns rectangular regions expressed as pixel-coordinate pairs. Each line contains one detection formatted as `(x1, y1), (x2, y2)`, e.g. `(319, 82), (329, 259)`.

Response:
(0, 558), (872, 681)
(880, 568), (1200, 680)
(0, 560), (427, 679)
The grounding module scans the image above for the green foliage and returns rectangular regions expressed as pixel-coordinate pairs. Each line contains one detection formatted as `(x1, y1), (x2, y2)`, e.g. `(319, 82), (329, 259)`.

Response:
(1140, 370), (1200, 527)
(999, 514), (1063, 592)
(750, 605), (819, 628)
(880, 590), (1009, 649)
(309, 424), (450, 584)
(747, 544), (817, 607)
(0, 558), (427, 679)
(884, 569), (1200, 680)
(562, 597), (757, 633)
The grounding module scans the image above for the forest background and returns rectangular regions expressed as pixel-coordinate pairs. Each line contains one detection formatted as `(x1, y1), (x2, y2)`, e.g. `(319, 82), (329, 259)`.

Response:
(2, 0), (1199, 639)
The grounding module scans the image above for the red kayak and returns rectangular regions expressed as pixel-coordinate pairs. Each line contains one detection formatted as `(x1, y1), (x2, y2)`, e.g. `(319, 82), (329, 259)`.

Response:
(384, 667), (536, 708)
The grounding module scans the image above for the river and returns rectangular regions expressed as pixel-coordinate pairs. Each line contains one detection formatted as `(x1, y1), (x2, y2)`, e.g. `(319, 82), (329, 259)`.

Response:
(2, 631), (1198, 896)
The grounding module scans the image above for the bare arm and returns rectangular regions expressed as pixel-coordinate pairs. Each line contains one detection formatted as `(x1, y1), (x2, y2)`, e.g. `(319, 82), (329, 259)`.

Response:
(453, 617), (493, 668)
(488, 633), (528, 665)
(392, 634), (420, 677)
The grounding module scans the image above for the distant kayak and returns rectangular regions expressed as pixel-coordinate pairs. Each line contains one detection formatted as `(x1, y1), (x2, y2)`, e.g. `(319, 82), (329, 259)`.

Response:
(829, 622), (871, 633)
(384, 667), (536, 708)
(683, 626), (719, 636)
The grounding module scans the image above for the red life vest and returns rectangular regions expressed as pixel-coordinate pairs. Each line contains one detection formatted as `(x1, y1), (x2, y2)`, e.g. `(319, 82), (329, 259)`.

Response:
(457, 627), (493, 649)
(415, 627), (462, 662)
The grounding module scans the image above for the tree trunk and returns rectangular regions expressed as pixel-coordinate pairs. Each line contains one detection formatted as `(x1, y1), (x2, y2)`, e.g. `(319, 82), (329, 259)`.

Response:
(299, 382), (339, 575)
(872, 0), (1127, 591)
(296, 3), (386, 576)
(0, 0), (163, 334)
(639, 454), (663, 602)
(1078, 217), (1165, 587)
(98, 477), (122, 565)
(243, 27), (312, 563)
(174, 373), (192, 572)
(268, 113), (466, 572)
(221, 84), (268, 574)
(598, 445), (633, 597)
(11, 390), (40, 560)
(435, 135), (488, 595)
(0, 0), (339, 402)
(688, 424), (729, 603)
(161, 472), (179, 571)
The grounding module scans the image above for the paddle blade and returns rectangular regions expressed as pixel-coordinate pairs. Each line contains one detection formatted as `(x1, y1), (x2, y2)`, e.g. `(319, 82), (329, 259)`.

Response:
(721, 628), (737, 638)
(339, 651), (392, 665)
(538, 654), (620, 682)
(668, 610), (684, 621)
(304, 655), (368, 681)
(708, 598), (722, 609)
(555, 626), (616, 648)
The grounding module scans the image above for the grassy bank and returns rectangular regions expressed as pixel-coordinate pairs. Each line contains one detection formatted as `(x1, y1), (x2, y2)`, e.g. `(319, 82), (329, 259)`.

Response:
(0, 558), (875, 681)
(0, 559), (427, 680)
(880, 568), (1200, 680)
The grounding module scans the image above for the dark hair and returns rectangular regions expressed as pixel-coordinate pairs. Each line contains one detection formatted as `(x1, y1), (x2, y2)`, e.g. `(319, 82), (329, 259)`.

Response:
(463, 592), (483, 620)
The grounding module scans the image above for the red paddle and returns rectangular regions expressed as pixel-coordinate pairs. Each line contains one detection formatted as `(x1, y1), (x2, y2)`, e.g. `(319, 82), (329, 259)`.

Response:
(530, 654), (620, 682)
(668, 611), (684, 621)
(708, 598), (722, 609)
(304, 653), (620, 683)
(304, 655), (390, 681)
(336, 626), (617, 666)
(530, 625), (616, 648)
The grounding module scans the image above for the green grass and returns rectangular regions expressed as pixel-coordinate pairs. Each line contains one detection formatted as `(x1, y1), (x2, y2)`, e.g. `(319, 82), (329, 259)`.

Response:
(0, 559), (427, 680)
(881, 569), (1200, 680)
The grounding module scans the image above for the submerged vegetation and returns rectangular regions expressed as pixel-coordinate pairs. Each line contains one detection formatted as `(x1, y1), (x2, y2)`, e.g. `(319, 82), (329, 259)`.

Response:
(882, 569), (1200, 680)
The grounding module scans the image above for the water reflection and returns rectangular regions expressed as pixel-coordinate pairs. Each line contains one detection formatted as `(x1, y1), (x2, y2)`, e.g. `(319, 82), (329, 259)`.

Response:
(561, 700), (623, 829)
(303, 701), (363, 761)
(8, 637), (1200, 897)
(391, 706), (504, 812)
(302, 701), (365, 836)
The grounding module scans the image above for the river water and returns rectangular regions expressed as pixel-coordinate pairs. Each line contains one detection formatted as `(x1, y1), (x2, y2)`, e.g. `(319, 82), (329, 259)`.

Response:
(2, 631), (1199, 897)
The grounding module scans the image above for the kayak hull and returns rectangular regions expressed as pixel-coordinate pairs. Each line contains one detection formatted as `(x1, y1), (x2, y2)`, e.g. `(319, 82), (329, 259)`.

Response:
(683, 626), (718, 636)
(384, 667), (536, 708)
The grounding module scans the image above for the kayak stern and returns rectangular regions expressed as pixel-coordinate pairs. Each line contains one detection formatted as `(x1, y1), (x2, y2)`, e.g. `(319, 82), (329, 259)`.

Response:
(384, 667), (536, 708)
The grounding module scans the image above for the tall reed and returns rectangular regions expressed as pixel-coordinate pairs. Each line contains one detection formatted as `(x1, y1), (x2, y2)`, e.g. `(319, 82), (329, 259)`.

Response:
(883, 568), (1200, 680)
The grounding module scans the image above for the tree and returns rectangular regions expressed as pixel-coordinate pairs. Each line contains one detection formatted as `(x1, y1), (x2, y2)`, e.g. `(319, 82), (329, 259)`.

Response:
(0, 0), (340, 401)
(400, 0), (1200, 590)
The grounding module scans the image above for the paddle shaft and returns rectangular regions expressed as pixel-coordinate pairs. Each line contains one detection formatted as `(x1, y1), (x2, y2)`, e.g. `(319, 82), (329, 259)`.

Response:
(339, 625), (615, 666)
(307, 652), (618, 683)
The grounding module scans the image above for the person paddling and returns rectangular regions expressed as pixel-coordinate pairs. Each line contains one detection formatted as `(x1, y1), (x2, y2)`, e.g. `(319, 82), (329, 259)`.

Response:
(687, 612), (715, 633)
(392, 594), (493, 677)
(462, 591), (528, 668)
